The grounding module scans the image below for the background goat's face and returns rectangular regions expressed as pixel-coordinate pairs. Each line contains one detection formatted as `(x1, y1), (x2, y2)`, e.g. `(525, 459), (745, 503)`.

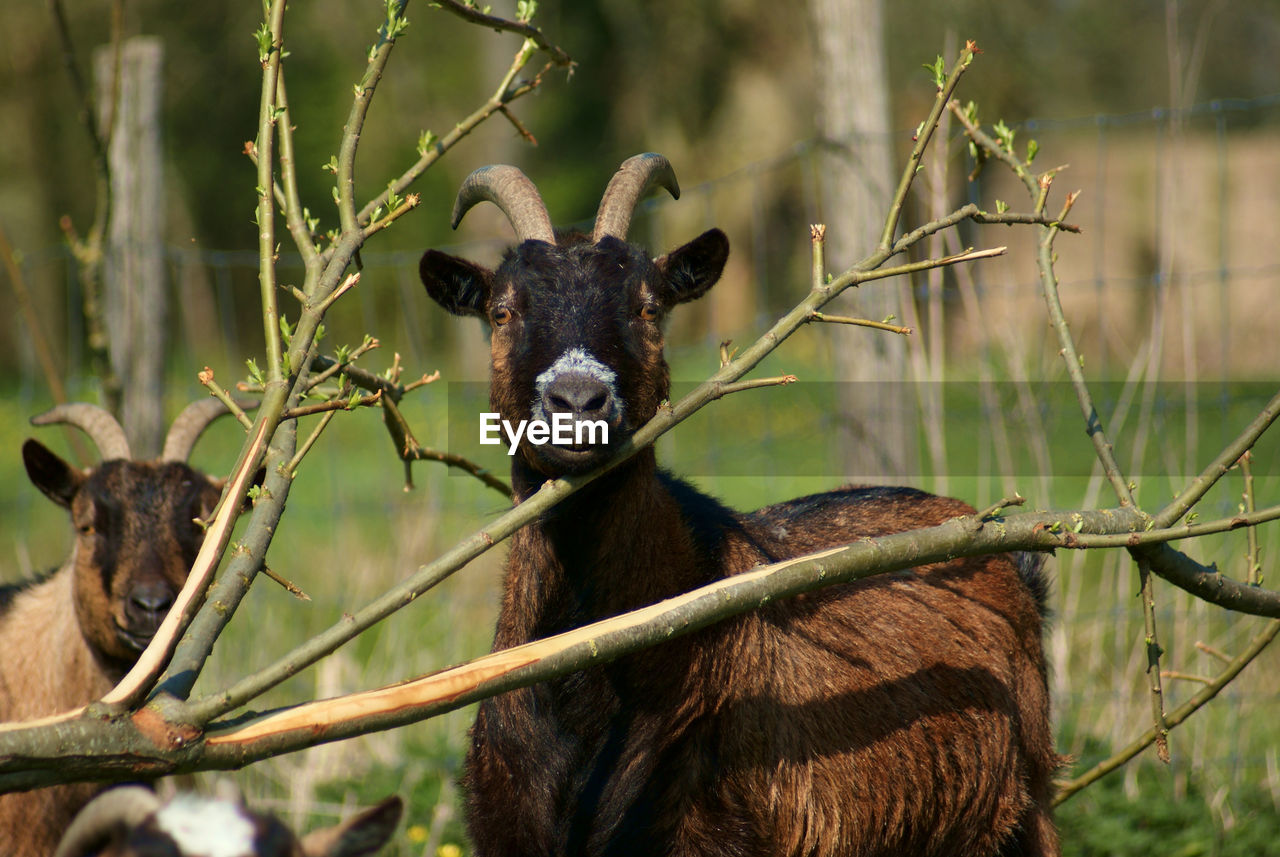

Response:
(23, 442), (223, 667)
(421, 230), (729, 475)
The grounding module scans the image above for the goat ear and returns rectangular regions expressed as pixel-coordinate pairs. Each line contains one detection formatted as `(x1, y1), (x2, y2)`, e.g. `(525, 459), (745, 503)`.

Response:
(419, 250), (492, 317)
(655, 228), (729, 306)
(299, 795), (403, 857)
(22, 439), (84, 509)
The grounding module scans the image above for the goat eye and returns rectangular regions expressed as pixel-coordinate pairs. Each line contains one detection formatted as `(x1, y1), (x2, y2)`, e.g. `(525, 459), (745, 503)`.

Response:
(638, 304), (660, 321)
(491, 307), (513, 326)
(78, 523), (96, 536)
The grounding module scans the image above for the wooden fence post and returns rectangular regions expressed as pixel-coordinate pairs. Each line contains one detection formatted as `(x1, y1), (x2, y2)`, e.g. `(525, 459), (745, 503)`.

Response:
(94, 36), (167, 457)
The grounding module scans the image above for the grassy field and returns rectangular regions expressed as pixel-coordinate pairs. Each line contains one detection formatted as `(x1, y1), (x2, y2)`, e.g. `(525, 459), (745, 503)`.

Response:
(2, 347), (1278, 854)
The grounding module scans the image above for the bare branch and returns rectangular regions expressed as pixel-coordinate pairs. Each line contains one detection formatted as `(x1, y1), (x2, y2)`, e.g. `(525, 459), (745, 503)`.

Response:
(1055, 618), (1280, 804)
(430, 0), (573, 67)
(1151, 388), (1280, 529)
(198, 368), (255, 431)
(879, 42), (978, 251)
(351, 45), (564, 235)
(1137, 557), (1171, 763)
(253, 0), (288, 383)
(806, 312), (913, 335)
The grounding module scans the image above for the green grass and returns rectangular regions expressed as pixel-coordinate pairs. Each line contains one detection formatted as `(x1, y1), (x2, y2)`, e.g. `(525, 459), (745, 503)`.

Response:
(3, 354), (1278, 854)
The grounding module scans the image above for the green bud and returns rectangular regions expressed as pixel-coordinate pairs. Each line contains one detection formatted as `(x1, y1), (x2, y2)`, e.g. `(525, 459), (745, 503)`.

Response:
(922, 55), (946, 89)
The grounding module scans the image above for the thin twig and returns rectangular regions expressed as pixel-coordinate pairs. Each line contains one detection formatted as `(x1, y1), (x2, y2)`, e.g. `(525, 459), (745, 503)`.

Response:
(1038, 502), (1280, 549)
(360, 193), (422, 243)
(807, 312), (913, 335)
(975, 494), (1026, 522)
(1137, 557), (1171, 763)
(955, 100), (1137, 510)
(1195, 641), (1232, 663)
(716, 376), (799, 397)
(499, 106), (538, 145)
(1159, 671), (1212, 685)
(313, 271), (362, 316)
(273, 73), (318, 268)
(281, 391), (381, 420)
(430, 0), (573, 67)
(350, 46), (560, 235)
(403, 370), (441, 393)
(888, 203), (1075, 260)
(833, 247), (1007, 295)
(811, 223), (827, 288)
(335, 0), (406, 237)
(254, 0), (288, 383)
(287, 409), (337, 476)
(261, 566), (311, 601)
(1241, 451), (1261, 585)
(879, 42), (979, 251)
(1151, 388), (1280, 530)
(304, 340), (381, 392)
(1056, 617), (1280, 804)
(198, 368), (255, 431)
(400, 446), (512, 498)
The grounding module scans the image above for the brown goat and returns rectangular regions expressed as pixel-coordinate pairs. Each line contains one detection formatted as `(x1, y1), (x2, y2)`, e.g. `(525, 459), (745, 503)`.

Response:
(1, 401), (236, 857)
(52, 785), (401, 857)
(420, 154), (1060, 856)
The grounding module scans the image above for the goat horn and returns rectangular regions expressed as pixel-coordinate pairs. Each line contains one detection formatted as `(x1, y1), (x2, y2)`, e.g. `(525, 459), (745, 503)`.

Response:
(53, 785), (162, 857)
(592, 153), (681, 243)
(31, 404), (131, 461)
(451, 164), (556, 244)
(162, 397), (257, 463)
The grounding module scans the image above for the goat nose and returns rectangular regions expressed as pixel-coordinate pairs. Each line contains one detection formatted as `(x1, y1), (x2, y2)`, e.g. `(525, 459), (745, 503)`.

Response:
(544, 373), (613, 420)
(128, 582), (175, 622)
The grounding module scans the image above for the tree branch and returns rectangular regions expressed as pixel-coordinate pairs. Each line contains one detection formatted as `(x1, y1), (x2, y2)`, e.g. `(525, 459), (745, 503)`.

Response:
(429, 0), (573, 67)
(1055, 617), (1280, 804)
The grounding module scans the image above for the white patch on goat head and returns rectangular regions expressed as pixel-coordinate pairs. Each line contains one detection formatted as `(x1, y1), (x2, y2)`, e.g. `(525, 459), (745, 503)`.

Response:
(531, 347), (624, 425)
(153, 795), (258, 857)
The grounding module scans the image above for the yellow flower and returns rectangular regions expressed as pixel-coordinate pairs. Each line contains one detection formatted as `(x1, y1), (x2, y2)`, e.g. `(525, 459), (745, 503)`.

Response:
(437, 845), (463, 857)
(406, 824), (428, 844)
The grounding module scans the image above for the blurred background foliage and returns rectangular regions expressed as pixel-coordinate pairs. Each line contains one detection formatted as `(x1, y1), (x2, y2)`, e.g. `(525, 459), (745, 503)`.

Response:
(3, 0), (1279, 377)
(3, 1), (1280, 854)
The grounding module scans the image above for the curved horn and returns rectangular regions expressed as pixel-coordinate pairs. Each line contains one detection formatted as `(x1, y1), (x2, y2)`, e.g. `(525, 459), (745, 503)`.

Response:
(31, 404), (131, 461)
(451, 164), (556, 244)
(53, 786), (162, 857)
(592, 153), (681, 243)
(162, 397), (257, 463)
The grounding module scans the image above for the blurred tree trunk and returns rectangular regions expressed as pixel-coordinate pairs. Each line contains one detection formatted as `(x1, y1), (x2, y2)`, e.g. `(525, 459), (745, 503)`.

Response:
(810, 0), (917, 482)
(95, 37), (167, 457)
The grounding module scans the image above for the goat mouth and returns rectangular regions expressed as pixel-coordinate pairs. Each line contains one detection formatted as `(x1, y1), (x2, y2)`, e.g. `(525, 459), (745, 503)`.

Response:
(116, 626), (156, 654)
(527, 428), (627, 474)
(531, 442), (614, 473)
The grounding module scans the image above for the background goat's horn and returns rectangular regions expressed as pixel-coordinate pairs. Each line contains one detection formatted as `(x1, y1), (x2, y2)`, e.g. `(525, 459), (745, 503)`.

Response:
(592, 153), (681, 243)
(53, 786), (161, 857)
(31, 404), (131, 461)
(451, 164), (556, 244)
(162, 397), (256, 463)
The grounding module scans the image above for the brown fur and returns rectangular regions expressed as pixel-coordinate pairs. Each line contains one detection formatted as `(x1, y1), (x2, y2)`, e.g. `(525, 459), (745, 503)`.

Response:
(0, 450), (221, 857)
(463, 453), (1059, 857)
(420, 162), (1060, 857)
